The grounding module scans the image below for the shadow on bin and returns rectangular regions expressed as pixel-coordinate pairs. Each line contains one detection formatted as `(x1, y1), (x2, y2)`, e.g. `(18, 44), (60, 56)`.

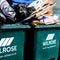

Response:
(24, 27), (34, 60)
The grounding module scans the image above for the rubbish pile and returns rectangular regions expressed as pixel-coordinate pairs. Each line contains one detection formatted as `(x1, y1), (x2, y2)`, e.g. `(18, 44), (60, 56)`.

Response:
(0, 0), (60, 26)
(22, 0), (60, 26)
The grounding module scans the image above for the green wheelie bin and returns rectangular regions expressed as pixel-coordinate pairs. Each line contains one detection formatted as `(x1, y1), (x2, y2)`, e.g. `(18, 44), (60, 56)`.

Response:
(33, 25), (60, 60)
(0, 24), (31, 60)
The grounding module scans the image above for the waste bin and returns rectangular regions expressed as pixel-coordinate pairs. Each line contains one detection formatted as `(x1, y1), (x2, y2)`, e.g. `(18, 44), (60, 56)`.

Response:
(0, 24), (31, 60)
(33, 25), (60, 60)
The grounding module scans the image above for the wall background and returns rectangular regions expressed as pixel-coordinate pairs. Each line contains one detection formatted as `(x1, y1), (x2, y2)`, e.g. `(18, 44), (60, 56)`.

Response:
(53, 0), (60, 18)
(53, 0), (60, 8)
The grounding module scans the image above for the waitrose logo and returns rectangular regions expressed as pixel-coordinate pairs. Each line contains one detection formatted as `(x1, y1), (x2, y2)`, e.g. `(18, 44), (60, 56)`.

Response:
(0, 37), (17, 54)
(43, 33), (56, 46)
(0, 37), (14, 47)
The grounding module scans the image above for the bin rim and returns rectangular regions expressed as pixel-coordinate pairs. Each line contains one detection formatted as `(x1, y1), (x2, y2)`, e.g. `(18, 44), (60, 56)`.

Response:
(0, 24), (31, 29)
(35, 24), (60, 29)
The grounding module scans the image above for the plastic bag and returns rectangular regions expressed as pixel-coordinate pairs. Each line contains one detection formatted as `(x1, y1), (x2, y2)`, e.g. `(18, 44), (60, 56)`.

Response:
(0, 0), (16, 22)
(13, 3), (30, 22)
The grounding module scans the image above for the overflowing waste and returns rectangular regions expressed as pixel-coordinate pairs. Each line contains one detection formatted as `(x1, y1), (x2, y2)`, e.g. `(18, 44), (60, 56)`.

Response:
(23, 0), (60, 26)
(0, 0), (60, 26)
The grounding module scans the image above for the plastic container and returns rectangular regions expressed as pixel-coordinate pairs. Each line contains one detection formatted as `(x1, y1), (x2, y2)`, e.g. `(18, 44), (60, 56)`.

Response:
(33, 25), (60, 60)
(0, 24), (31, 60)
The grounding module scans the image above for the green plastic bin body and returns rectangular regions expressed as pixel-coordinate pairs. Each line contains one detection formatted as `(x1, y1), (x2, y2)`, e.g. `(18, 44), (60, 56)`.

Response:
(34, 25), (60, 60)
(0, 24), (31, 60)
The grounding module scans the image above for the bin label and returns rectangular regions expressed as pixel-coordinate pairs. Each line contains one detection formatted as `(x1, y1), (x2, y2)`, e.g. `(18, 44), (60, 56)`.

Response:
(0, 37), (17, 58)
(46, 34), (55, 41)
(42, 33), (56, 49)
(0, 37), (14, 47)
(0, 46), (17, 53)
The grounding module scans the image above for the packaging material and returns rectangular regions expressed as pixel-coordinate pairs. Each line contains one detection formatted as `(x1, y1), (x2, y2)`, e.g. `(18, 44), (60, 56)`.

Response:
(32, 14), (60, 25)
(0, 0), (16, 22)
(0, 0), (60, 26)
(28, 0), (52, 10)
(44, 15), (58, 24)
(21, 2), (56, 24)
(25, 0), (60, 26)
(28, 0), (44, 9)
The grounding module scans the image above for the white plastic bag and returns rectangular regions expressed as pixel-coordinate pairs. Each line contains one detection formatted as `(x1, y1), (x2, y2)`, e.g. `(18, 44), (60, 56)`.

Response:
(0, 0), (16, 21)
